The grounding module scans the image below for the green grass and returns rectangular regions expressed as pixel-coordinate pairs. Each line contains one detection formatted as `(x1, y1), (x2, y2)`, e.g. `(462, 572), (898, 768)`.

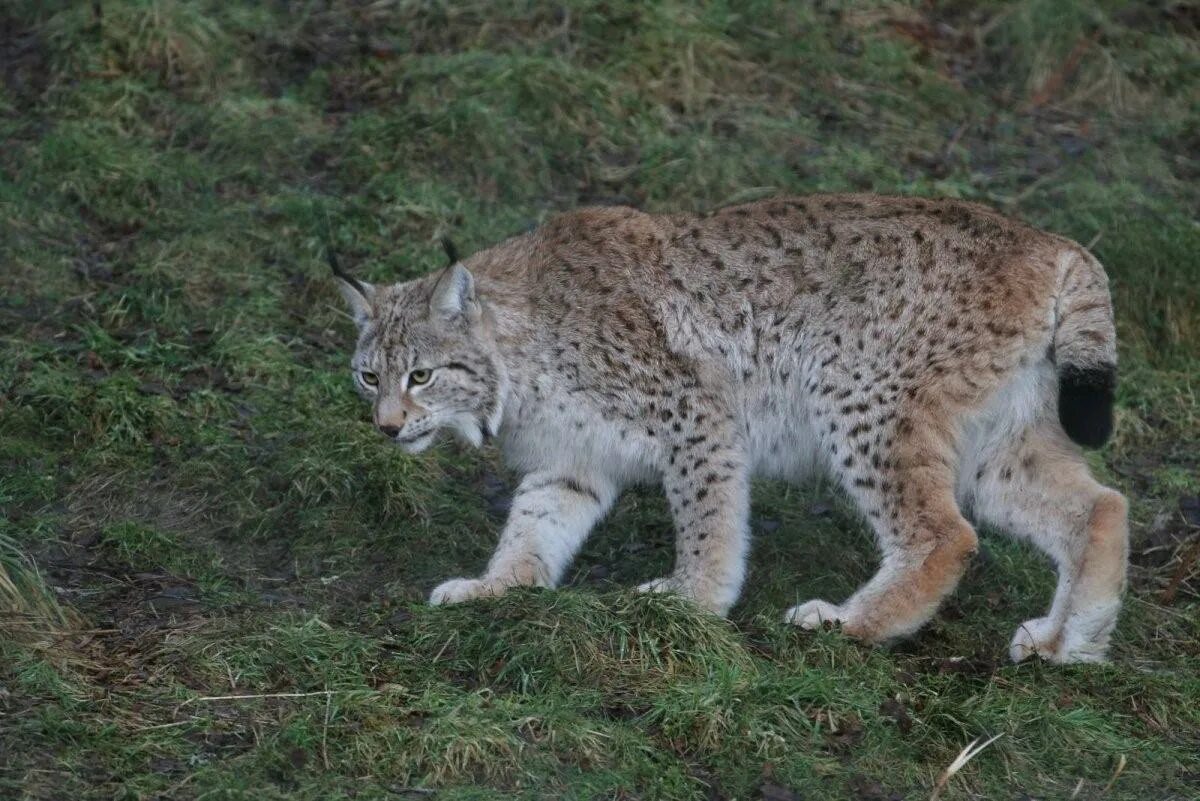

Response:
(2, 1), (1198, 798)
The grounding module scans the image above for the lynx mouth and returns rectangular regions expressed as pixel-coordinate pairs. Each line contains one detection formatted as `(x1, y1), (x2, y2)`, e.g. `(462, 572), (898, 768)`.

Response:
(395, 429), (435, 453)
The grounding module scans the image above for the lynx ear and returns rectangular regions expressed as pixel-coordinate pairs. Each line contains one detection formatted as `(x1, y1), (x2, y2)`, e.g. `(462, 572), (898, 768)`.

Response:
(430, 262), (479, 321)
(327, 249), (375, 326)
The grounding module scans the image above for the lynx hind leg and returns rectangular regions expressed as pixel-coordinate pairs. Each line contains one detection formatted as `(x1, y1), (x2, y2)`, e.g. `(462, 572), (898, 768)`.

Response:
(788, 411), (978, 643)
(968, 423), (1128, 663)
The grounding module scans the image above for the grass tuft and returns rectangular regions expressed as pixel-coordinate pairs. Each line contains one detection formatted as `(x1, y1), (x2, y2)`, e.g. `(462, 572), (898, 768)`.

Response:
(0, 530), (72, 630)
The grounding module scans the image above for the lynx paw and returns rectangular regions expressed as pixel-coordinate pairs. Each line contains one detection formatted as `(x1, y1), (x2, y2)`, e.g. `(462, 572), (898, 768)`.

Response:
(785, 599), (846, 630)
(1011, 602), (1118, 664)
(636, 575), (731, 615)
(636, 575), (696, 609)
(1009, 616), (1064, 663)
(429, 577), (502, 606)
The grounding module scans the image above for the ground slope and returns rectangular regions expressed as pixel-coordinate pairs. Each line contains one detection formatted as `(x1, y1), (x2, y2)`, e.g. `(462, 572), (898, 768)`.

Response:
(2, 2), (1198, 799)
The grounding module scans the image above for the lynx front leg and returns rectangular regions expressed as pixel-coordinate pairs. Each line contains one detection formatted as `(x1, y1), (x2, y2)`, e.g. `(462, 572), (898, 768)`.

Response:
(638, 412), (750, 616)
(430, 471), (616, 605)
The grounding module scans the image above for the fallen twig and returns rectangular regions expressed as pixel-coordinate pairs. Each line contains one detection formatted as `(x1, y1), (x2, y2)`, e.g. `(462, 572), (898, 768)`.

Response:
(1102, 753), (1127, 794)
(322, 687), (333, 770)
(173, 689), (341, 717)
(930, 734), (1003, 801)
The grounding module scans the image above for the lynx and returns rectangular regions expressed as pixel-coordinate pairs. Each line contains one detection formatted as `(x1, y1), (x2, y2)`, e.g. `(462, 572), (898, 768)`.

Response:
(332, 194), (1128, 664)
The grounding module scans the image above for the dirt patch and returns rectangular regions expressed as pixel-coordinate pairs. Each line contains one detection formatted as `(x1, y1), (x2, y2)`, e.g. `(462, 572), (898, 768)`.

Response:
(1130, 495), (1200, 604)
(847, 774), (903, 801)
(65, 475), (227, 543)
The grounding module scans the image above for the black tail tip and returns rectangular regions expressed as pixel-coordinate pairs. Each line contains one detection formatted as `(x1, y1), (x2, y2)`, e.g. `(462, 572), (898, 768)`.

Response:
(1058, 364), (1116, 448)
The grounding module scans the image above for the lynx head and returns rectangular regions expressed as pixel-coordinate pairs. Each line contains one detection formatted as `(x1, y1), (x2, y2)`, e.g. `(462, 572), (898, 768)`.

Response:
(331, 249), (507, 454)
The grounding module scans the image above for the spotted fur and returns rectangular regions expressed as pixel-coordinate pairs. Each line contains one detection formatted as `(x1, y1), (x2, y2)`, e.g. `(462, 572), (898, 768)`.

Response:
(335, 194), (1128, 664)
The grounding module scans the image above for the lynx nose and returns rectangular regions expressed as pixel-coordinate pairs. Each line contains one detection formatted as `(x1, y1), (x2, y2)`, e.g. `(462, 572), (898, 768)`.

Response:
(375, 397), (412, 437)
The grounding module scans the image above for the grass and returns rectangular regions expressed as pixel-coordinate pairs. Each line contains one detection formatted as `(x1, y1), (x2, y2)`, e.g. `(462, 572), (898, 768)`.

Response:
(1, 1), (1198, 798)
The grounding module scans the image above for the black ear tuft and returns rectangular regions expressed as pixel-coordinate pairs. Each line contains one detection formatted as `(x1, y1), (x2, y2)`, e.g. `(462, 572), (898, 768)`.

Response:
(441, 237), (459, 267)
(327, 247), (375, 326)
(326, 247), (367, 297)
(1058, 364), (1116, 448)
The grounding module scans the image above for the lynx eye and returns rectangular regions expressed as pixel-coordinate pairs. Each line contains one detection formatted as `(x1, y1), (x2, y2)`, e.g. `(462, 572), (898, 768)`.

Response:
(359, 370), (379, 387)
(408, 369), (432, 386)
